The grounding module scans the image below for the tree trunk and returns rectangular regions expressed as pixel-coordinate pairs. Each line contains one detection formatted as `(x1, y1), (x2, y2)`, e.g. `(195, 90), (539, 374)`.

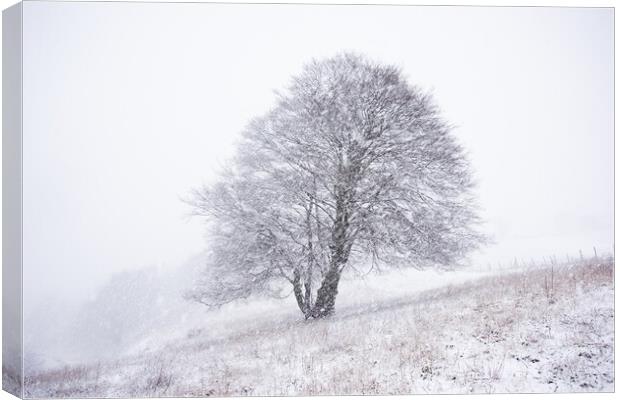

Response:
(292, 269), (308, 317)
(310, 266), (341, 318)
(309, 188), (351, 318)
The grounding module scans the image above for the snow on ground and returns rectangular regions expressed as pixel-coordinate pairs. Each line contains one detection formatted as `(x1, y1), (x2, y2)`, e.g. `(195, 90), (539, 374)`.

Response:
(23, 259), (614, 397)
(119, 265), (495, 359)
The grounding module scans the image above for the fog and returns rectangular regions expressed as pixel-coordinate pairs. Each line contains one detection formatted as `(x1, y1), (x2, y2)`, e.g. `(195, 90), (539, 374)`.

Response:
(20, 2), (612, 354)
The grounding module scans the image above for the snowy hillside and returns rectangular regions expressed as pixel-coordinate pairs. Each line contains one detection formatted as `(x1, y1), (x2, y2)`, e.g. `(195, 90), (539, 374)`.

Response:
(21, 258), (614, 397)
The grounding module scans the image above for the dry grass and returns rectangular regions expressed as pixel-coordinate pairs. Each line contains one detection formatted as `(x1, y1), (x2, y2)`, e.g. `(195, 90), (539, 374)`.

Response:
(23, 258), (614, 397)
(2, 365), (22, 397)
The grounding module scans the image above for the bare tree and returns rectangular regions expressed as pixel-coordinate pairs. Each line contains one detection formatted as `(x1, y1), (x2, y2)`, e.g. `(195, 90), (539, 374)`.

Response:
(187, 53), (484, 319)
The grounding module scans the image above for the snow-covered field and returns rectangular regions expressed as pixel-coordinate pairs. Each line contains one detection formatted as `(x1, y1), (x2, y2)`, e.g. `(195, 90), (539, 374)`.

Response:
(21, 258), (614, 397)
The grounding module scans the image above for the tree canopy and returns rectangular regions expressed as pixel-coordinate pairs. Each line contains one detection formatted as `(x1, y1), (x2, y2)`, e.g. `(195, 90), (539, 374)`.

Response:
(188, 53), (484, 318)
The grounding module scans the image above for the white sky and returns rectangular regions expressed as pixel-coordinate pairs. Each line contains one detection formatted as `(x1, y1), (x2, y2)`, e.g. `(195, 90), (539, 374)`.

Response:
(21, 2), (613, 307)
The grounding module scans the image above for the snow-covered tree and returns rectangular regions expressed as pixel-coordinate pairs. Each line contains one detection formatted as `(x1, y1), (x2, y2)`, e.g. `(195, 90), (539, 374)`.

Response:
(188, 53), (484, 318)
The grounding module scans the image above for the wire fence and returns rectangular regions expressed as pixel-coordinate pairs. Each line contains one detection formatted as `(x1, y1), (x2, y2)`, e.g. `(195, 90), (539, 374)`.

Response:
(481, 245), (615, 273)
